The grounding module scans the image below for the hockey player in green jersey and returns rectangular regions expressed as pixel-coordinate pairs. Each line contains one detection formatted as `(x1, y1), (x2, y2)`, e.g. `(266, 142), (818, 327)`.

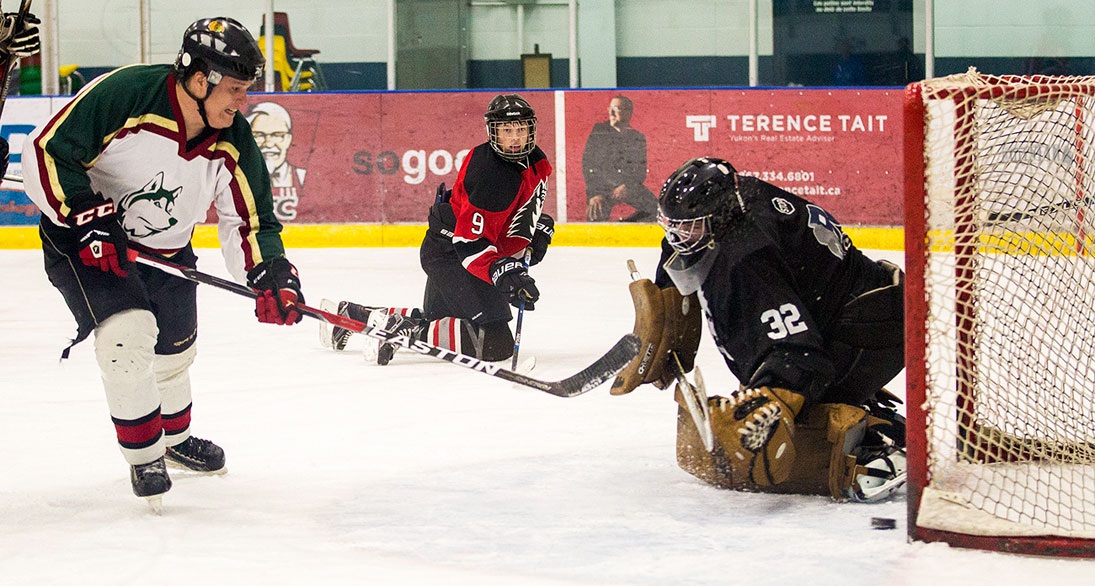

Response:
(23, 17), (304, 508)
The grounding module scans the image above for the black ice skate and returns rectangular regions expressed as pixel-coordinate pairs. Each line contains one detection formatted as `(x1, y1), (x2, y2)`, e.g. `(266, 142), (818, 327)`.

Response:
(165, 436), (227, 474)
(131, 456), (172, 511)
(330, 300), (354, 351)
(377, 312), (425, 366)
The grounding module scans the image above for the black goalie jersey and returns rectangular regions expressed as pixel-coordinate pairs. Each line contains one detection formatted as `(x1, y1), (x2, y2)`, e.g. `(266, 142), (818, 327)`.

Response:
(656, 175), (896, 402)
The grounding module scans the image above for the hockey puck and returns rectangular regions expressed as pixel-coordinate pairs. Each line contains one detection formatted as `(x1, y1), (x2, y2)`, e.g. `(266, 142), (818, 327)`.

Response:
(871, 517), (897, 530)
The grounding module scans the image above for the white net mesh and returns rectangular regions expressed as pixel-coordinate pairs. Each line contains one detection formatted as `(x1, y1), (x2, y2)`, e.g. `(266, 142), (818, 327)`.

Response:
(916, 68), (1095, 539)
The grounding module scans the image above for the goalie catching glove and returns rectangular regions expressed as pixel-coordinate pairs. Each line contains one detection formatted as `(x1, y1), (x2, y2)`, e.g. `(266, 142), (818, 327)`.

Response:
(246, 257), (304, 325)
(712, 386), (805, 486)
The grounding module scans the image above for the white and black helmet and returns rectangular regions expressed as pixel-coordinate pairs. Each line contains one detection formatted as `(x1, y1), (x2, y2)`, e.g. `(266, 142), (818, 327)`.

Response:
(174, 17), (264, 88)
(484, 94), (537, 162)
(173, 17), (264, 128)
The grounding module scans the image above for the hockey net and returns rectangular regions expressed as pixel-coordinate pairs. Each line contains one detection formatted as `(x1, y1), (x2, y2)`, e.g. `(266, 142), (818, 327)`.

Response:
(905, 68), (1095, 556)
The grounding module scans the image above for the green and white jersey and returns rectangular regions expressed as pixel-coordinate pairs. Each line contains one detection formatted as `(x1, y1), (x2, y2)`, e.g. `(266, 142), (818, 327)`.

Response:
(23, 63), (284, 282)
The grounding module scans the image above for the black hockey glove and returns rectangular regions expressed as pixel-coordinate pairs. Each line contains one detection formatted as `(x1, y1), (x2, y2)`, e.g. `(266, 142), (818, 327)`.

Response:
(1, 12), (40, 58)
(65, 192), (130, 278)
(246, 257), (305, 325)
(527, 213), (554, 266)
(490, 256), (539, 310)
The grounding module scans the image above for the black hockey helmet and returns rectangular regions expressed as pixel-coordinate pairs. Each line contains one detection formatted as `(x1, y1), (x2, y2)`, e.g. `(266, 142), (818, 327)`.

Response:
(484, 94), (537, 161)
(174, 17), (264, 87)
(657, 157), (745, 255)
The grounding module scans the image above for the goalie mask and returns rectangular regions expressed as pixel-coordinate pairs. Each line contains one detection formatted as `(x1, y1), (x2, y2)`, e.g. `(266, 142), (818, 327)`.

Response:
(485, 94), (537, 162)
(657, 157), (746, 294)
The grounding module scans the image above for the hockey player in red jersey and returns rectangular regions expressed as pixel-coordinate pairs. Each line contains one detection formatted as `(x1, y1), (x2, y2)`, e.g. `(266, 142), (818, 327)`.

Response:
(23, 18), (304, 507)
(325, 94), (554, 365)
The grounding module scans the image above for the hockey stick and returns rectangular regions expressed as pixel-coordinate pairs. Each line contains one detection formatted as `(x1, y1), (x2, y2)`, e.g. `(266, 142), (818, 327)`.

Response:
(128, 250), (640, 398)
(0, 0), (31, 120)
(667, 353), (714, 451)
(510, 249), (532, 370)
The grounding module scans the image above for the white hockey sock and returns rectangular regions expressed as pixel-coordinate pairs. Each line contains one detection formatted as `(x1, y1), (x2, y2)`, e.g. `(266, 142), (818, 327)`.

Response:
(155, 344), (197, 447)
(94, 309), (163, 465)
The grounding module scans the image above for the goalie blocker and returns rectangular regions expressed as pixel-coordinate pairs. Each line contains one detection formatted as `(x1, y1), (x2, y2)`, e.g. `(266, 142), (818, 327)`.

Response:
(611, 267), (702, 395)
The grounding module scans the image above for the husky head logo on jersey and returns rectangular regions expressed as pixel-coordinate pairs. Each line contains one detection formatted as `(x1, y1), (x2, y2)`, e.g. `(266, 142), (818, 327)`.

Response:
(806, 204), (850, 259)
(506, 179), (547, 241)
(119, 172), (181, 238)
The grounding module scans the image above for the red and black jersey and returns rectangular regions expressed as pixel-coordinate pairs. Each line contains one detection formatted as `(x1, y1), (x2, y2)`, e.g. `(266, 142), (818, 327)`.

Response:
(436, 142), (552, 283)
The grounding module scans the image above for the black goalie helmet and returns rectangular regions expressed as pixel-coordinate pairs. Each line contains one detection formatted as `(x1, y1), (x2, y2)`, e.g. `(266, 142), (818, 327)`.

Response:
(484, 94), (537, 161)
(657, 157), (745, 255)
(174, 17), (264, 87)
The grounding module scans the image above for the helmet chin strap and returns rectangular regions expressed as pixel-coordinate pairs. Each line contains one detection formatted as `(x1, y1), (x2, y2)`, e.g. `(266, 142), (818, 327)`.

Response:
(180, 75), (214, 129)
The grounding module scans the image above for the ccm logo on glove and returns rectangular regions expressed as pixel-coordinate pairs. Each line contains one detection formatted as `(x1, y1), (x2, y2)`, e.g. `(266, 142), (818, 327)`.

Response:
(66, 195), (130, 278)
(71, 201), (116, 226)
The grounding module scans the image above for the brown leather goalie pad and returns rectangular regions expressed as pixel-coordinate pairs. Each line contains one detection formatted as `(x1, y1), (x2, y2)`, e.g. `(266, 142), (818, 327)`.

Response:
(611, 281), (701, 395)
(675, 392), (867, 499)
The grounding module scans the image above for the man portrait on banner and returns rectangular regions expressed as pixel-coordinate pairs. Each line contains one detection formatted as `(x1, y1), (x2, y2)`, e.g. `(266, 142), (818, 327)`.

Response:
(247, 101), (306, 222)
(581, 95), (659, 222)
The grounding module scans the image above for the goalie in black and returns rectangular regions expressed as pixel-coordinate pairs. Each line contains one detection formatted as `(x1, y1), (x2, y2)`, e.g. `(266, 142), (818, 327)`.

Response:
(619, 157), (907, 502)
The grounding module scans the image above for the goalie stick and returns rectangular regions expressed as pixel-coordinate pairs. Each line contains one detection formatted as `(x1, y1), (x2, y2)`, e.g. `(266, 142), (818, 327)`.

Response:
(668, 352), (714, 452)
(128, 250), (639, 398)
(624, 259), (714, 450)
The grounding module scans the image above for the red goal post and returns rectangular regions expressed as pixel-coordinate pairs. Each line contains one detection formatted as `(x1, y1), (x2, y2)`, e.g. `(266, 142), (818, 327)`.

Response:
(904, 68), (1095, 556)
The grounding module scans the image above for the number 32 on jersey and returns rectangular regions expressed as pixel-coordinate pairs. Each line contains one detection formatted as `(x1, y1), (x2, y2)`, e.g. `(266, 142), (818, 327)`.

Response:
(761, 303), (808, 339)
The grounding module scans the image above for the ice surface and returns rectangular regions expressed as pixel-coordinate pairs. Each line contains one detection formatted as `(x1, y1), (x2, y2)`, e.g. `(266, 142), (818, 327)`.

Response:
(2, 247), (1089, 585)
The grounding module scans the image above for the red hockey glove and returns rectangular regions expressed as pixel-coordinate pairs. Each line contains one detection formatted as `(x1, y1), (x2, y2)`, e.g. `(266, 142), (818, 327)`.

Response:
(528, 213), (554, 266)
(65, 193), (130, 278)
(490, 256), (539, 310)
(246, 257), (304, 325)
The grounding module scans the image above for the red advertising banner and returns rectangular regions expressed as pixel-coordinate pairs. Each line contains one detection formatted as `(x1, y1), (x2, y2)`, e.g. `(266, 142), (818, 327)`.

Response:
(563, 88), (904, 226)
(242, 90), (557, 224)
(4, 88), (903, 229)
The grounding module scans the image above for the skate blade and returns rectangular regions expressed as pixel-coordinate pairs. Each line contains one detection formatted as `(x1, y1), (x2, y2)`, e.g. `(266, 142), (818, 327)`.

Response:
(318, 299), (337, 349)
(165, 459), (228, 476)
(515, 355), (536, 375)
(362, 310), (387, 364)
(507, 356), (537, 390)
(144, 494), (164, 514)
